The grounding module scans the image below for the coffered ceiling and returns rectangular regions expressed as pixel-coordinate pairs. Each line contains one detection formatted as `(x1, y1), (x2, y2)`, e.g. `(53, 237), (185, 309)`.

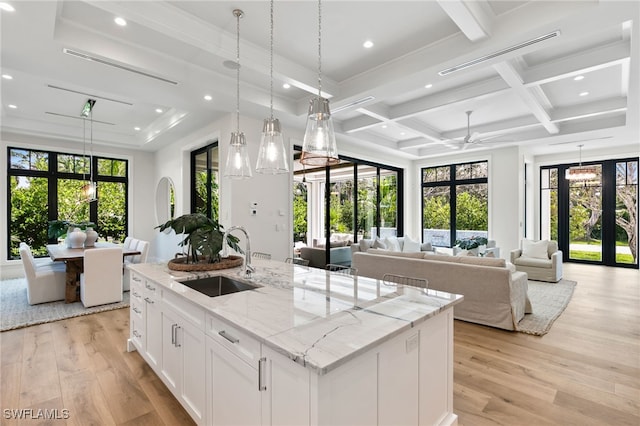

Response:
(1, 1), (638, 159)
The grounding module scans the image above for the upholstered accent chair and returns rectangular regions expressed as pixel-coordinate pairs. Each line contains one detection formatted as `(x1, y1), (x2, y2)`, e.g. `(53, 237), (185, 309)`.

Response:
(80, 247), (123, 307)
(510, 239), (563, 282)
(19, 242), (66, 305)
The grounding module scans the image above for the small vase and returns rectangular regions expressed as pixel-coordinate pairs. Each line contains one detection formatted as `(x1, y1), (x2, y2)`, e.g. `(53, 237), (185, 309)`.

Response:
(85, 227), (98, 247)
(68, 228), (87, 249)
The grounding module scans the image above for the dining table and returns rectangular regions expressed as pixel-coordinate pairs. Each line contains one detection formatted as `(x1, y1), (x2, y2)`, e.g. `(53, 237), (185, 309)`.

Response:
(47, 242), (141, 303)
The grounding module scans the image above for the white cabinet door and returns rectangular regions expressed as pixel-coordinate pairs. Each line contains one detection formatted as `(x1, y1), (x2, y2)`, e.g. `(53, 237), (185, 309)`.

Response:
(179, 319), (205, 423)
(161, 308), (181, 394)
(206, 336), (262, 426)
(144, 293), (162, 369)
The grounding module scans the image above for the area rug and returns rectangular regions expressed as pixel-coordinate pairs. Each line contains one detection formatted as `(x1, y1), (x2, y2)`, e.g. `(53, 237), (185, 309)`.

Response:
(516, 279), (576, 336)
(0, 278), (129, 332)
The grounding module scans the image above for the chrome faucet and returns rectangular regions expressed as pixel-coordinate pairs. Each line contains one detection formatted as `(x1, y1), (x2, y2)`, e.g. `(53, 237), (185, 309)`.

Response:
(222, 226), (255, 277)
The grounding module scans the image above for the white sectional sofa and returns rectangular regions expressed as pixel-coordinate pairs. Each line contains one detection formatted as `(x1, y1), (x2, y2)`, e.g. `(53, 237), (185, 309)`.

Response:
(352, 250), (532, 331)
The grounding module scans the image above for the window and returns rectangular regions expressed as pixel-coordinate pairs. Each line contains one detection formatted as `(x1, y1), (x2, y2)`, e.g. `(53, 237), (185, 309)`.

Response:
(293, 149), (403, 256)
(541, 157), (638, 268)
(422, 161), (488, 247)
(7, 147), (128, 259)
(191, 142), (219, 219)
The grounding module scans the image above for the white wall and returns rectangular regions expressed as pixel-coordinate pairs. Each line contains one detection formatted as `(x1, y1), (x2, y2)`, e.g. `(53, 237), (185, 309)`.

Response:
(1, 132), (155, 279)
(152, 113), (295, 263)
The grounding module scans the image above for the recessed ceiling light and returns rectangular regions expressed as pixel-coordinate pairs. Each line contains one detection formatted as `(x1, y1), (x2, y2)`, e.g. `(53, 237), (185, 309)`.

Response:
(400, 132), (406, 136)
(204, 95), (212, 101)
(114, 17), (127, 26)
(8, 104), (17, 109)
(0, 2), (15, 12)
(381, 125), (388, 129)
(134, 127), (141, 131)
(579, 91), (589, 97)
(574, 75), (584, 81)
(2, 74), (13, 80)
(282, 83), (290, 89)
(155, 108), (163, 113)
(424, 83), (433, 89)
(363, 40), (374, 49)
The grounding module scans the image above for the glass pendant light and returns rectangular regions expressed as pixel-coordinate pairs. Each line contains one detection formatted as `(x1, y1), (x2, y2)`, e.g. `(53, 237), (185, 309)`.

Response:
(224, 9), (252, 179)
(300, 0), (339, 167)
(81, 99), (97, 201)
(256, 0), (289, 174)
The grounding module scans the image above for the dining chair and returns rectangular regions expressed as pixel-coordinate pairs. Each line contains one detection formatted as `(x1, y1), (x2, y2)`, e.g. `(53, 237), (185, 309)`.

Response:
(80, 247), (123, 307)
(325, 264), (358, 276)
(123, 236), (133, 249)
(285, 257), (310, 266)
(123, 240), (150, 291)
(382, 273), (428, 289)
(252, 252), (272, 260)
(19, 242), (66, 305)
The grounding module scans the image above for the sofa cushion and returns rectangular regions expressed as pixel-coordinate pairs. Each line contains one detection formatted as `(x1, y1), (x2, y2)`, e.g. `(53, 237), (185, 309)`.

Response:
(402, 236), (421, 253)
(420, 242), (433, 252)
(329, 240), (347, 248)
(522, 239), (549, 259)
(384, 237), (401, 252)
(457, 256), (506, 268)
(423, 253), (463, 263)
(514, 256), (553, 268)
(368, 249), (425, 259)
(372, 238), (387, 250)
(359, 239), (373, 252)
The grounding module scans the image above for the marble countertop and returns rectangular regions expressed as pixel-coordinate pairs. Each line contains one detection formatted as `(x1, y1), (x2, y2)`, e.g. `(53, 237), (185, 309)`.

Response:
(129, 259), (463, 375)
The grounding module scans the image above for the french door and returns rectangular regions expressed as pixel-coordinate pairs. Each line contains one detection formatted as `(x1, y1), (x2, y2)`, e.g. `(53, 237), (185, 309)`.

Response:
(540, 158), (638, 268)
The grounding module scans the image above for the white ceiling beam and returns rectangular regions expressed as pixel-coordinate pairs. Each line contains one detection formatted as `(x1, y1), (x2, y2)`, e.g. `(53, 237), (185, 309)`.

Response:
(396, 118), (443, 143)
(493, 61), (559, 134)
(523, 40), (631, 86)
(390, 77), (509, 120)
(550, 97), (627, 122)
(437, 0), (493, 42)
(440, 115), (542, 140)
(341, 115), (383, 133)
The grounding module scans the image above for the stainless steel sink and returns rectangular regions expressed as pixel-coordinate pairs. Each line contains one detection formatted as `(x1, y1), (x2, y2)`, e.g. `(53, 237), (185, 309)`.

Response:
(178, 275), (259, 297)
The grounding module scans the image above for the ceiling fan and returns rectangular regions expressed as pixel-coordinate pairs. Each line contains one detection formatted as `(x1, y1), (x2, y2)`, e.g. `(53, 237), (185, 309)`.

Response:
(450, 110), (505, 150)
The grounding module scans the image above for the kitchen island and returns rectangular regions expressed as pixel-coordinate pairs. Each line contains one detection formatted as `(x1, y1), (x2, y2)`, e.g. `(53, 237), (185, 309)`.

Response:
(127, 259), (463, 425)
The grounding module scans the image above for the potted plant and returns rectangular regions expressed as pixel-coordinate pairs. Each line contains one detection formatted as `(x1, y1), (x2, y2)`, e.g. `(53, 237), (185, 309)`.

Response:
(156, 213), (243, 271)
(455, 236), (488, 250)
(48, 220), (96, 241)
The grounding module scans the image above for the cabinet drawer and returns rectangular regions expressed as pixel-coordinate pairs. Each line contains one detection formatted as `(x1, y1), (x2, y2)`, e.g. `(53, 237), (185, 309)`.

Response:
(131, 316), (144, 349)
(131, 299), (144, 319)
(130, 272), (144, 287)
(206, 313), (261, 366)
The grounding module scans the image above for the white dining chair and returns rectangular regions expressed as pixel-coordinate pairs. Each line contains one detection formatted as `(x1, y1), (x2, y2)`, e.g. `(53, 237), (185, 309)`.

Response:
(19, 242), (66, 305)
(123, 239), (150, 291)
(80, 247), (123, 307)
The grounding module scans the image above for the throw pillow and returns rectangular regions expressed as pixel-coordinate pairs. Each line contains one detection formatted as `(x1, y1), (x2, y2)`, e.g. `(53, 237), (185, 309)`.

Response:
(359, 239), (373, 252)
(384, 237), (401, 252)
(402, 236), (421, 253)
(372, 238), (387, 249)
(420, 242), (433, 252)
(522, 239), (549, 259)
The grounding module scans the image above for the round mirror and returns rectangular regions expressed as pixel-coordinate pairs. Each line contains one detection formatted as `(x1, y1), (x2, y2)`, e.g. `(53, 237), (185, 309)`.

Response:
(155, 177), (176, 225)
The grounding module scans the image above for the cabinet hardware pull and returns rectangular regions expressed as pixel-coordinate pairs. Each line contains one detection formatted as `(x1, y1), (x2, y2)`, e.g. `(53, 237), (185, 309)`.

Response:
(258, 357), (267, 391)
(144, 297), (154, 304)
(133, 330), (141, 338)
(175, 326), (181, 347)
(132, 291), (140, 297)
(218, 330), (239, 344)
(133, 307), (141, 314)
(132, 276), (141, 282)
(145, 283), (156, 291)
(171, 324), (176, 345)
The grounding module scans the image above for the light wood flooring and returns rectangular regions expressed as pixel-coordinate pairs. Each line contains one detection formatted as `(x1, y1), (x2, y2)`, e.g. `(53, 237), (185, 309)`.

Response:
(1, 263), (638, 425)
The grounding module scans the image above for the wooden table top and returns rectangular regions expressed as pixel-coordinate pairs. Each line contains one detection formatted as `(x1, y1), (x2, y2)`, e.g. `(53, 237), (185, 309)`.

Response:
(47, 242), (141, 261)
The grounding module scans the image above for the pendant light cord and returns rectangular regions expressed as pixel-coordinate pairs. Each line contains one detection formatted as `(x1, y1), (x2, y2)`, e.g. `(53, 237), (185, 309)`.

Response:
(89, 109), (93, 185)
(269, 0), (274, 120)
(235, 9), (241, 134)
(317, 0), (322, 98)
(82, 118), (87, 181)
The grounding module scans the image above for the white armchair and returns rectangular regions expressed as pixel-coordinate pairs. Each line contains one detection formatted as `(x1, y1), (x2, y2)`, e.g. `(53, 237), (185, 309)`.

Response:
(80, 247), (123, 307)
(19, 242), (66, 305)
(510, 239), (563, 283)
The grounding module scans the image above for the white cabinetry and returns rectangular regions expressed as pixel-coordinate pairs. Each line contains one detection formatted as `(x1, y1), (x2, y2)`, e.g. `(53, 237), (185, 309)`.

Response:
(128, 272), (161, 369)
(159, 290), (206, 425)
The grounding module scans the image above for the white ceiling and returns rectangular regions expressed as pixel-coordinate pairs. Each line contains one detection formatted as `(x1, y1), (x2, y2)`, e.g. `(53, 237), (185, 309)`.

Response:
(1, 1), (638, 159)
